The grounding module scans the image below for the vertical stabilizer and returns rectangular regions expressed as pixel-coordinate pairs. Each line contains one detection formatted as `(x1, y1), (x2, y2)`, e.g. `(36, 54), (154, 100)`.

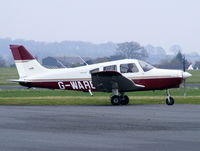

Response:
(10, 45), (48, 79)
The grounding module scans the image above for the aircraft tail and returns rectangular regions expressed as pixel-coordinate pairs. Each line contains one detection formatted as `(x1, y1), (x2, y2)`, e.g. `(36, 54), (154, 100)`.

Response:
(9, 45), (48, 79)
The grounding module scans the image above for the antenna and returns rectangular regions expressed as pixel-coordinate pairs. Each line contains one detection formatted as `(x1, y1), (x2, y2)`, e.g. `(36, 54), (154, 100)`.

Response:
(78, 56), (88, 66)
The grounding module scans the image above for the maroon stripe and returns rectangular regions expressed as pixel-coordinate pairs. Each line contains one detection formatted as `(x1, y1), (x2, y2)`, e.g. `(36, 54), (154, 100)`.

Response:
(133, 77), (183, 90)
(19, 78), (183, 92)
(10, 45), (35, 60)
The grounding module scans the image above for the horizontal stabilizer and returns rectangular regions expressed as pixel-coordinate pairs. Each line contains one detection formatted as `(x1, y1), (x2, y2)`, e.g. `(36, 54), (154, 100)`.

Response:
(8, 79), (26, 82)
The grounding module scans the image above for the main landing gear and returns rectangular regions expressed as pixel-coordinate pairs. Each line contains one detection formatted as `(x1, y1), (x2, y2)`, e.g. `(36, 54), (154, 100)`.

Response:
(111, 89), (129, 105)
(111, 95), (129, 105)
(165, 89), (174, 105)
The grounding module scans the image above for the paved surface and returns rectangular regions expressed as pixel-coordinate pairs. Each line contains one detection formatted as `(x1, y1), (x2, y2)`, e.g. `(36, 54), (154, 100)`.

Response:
(185, 83), (200, 87)
(0, 85), (25, 89)
(0, 105), (200, 151)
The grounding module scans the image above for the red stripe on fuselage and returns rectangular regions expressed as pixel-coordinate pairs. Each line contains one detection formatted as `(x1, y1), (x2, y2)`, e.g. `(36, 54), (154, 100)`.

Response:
(19, 77), (183, 92)
(133, 77), (183, 90)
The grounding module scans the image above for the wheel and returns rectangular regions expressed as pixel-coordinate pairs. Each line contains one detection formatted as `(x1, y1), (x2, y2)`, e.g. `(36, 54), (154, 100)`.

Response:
(111, 95), (121, 105)
(120, 95), (129, 105)
(166, 96), (174, 105)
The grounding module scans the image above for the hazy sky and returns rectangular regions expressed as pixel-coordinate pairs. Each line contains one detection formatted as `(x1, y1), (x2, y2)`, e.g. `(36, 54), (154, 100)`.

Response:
(1, 0), (200, 53)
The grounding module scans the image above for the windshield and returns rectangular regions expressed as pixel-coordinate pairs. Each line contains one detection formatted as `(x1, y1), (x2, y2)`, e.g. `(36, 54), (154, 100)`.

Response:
(139, 61), (154, 72)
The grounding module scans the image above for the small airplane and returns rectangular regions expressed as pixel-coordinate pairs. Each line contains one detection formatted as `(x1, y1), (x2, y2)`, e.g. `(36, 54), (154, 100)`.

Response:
(9, 45), (192, 105)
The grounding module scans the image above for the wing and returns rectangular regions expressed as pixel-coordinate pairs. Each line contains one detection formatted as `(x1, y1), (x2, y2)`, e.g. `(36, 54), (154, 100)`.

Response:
(91, 71), (145, 92)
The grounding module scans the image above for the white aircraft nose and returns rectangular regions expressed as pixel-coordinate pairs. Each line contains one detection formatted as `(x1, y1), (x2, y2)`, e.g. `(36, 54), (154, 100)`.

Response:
(182, 72), (192, 79)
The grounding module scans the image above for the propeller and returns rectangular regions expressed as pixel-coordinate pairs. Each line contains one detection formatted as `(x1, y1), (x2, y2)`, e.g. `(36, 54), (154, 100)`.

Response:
(182, 55), (192, 96)
(182, 55), (186, 96)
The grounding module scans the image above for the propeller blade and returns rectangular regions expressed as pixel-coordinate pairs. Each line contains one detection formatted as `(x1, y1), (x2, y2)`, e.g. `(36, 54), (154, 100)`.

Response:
(182, 55), (186, 96)
(183, 79), (186, 97)
(182, 72), (192, 97)
(183, 55), (186, 72)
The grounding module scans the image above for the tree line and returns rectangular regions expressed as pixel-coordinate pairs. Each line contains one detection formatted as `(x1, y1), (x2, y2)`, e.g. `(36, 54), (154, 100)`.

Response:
(86, 42), (199, 70)
(1, 41), (200, 69)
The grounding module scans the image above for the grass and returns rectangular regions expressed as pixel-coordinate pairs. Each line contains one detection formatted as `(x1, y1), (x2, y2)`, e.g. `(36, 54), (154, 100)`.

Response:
(187, 70), (200, 84)
(0, 88), (200, 97)
(0, 68), (18, 85)
(0, 88), (199, 105)
(0, 95), (199, 106)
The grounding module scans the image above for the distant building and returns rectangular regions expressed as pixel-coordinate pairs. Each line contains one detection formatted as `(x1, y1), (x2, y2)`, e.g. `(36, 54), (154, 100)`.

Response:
(42, 57), (65, 68)
(188, 64), (194, 70)
(42, 56), (91, 68)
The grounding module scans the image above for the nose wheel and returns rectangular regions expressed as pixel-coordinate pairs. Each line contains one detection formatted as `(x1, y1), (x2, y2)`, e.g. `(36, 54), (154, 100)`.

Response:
(166, 96), (174, 105)
(165, 90), (174, 105)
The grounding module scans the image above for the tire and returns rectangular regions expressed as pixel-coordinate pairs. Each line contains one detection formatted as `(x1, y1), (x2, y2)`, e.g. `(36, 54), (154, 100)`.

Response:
(111, 95), (121, 105)
(166, 96), (174, 105)
(120, 95), (129, 105)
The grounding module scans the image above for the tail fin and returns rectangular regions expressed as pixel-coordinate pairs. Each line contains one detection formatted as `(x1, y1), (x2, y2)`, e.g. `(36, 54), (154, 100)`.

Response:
(10, 45), (48, 79)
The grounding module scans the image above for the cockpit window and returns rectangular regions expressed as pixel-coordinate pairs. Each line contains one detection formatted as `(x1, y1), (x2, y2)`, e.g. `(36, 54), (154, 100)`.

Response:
(103, 65), (117, 71)
(120, 63), (139, 73)
(139, 61), (154, 72)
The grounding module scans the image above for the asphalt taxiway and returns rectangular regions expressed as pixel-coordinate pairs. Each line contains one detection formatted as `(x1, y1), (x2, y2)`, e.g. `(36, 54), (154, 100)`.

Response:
(0, 105), (200, 151)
